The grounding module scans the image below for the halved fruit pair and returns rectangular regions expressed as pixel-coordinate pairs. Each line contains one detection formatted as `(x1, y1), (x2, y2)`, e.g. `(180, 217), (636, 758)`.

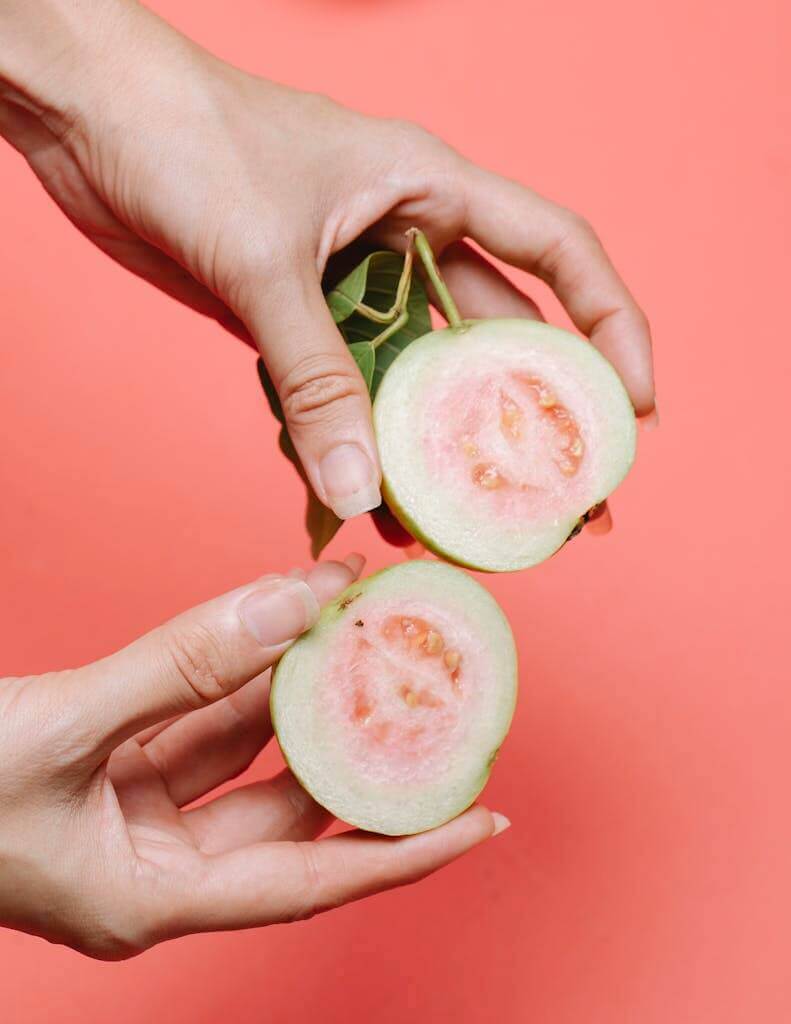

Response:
(271, 237), (639, 836)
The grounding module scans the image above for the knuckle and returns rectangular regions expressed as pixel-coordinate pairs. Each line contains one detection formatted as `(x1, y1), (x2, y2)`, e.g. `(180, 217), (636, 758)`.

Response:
(68, 903), (150, 962)
(562, 209), (600, 249)
(286, 844), (327, 924)
(163, 625), (229, 708)
(71, 931), (142, 962)
(633, 306), (652, 340)
(279, 352), (365, 430)
(385, 118), (452, 164)
(237, 231), (292, 283)
(214, 217), (301, 313)
(386, 117), (430, 146)
(537, 209), (598, 284)
(295, 90), (339, 122)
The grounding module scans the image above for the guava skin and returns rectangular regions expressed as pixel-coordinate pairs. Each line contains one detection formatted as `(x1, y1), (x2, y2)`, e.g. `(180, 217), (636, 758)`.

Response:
(270, 561), (517, 836)
(373, 319), (637, 573)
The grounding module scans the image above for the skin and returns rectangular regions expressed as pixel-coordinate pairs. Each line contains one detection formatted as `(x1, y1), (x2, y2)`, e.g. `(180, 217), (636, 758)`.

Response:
(0, 0), (655, 525)
(0, 555), (508, 958)
(0, 0), (657, 954)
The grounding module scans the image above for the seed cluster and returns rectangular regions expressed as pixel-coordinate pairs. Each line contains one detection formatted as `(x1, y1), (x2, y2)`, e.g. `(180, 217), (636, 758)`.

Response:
(387, 615), (463, 696)
(460, 375), (585, 490)
(348, 615), (464, 734)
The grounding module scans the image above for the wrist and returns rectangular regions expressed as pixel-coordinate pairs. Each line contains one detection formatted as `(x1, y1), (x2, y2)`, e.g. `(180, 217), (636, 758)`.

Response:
(0, 0), (187, 134)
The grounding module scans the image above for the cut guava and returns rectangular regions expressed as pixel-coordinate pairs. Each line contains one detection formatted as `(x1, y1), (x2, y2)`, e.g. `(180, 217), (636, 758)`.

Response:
(271, 560), (517, 836)
(373, 319), (637, 572)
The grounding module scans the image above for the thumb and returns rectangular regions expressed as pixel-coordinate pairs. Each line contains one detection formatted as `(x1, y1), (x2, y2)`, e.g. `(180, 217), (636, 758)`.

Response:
(71, 574), (320, 761)
(247, 267), (382, 520)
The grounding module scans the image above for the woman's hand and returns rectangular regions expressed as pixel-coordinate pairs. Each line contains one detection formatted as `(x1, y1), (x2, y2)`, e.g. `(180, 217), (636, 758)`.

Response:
(0, 555), (505, 959)
(0, 0), (655, 526)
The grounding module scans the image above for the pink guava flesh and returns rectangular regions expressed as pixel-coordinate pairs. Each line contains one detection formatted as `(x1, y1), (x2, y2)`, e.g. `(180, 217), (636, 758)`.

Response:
(320, 597), (489, 786)
(423, 367), (596, 523)
(272, 561), (518, 834)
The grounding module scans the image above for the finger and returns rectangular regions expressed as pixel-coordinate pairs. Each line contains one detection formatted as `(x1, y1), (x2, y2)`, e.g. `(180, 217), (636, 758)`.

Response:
(437, 241), (544, 321)
(141, 670), (274, 807)
(169, 806), (508, 934)
(184, 769), (331, 854)
(639, 405), (660, 432)
(133, 715), (183, 746)
(245, 267), (382, 520)
(304, 555), (365, 604)
(108, 738), (194, 843)
(372, 505), (415, 548)
(401, 539), (428, 561)
(342, 552), (367, 578)
(67, 571), (325, 763)
(140, 558), (365, 805)
(461, 164), (655, 415)
(585, 501), (613, 535)
(288, 553), (364, 583)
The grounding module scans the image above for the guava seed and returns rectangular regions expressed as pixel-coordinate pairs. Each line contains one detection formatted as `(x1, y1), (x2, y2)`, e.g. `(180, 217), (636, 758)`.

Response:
(444, 649), (461, 672)
(472, 463), (505, 489)
(461, 436), (479, 457)
(401, 685), (418, 708)
(538, 389), (557, 409)
(423, 630), (443, 654)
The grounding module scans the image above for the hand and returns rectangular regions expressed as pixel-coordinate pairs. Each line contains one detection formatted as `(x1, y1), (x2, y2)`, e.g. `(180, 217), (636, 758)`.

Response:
(0, 555), (505, 959)
(0, 0), (655, 528)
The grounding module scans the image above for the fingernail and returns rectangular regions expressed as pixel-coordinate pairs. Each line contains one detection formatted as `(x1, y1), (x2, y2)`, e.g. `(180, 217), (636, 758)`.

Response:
(319, 444), (381, 520)
(491, 812), (511, 836)
(640, 404), (660, 432)
(238, 579), (320, 647)
(343, 552), (367, 577)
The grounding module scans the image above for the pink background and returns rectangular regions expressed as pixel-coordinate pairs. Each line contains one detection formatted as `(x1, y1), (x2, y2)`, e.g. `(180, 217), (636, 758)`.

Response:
(1, 0), (789, 1020)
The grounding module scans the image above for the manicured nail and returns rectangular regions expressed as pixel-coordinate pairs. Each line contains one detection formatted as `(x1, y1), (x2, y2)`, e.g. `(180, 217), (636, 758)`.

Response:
(343, 552), (367, 577)
(238, 579), (320, 647)
(319, 444), (381, 520)
(640, 404), (660, 432)
(491, 812), (511, 836)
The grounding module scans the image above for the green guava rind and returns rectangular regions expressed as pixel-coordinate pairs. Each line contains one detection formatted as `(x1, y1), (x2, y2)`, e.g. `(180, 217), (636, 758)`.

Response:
(379, 481), (589, 572)
(373, 319), (637, 573)
(270, 561), (518, 836)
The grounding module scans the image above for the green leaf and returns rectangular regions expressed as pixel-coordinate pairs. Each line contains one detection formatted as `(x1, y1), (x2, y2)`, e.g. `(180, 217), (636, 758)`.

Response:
(327, 252), (431, 396)
(256, 358), (342, 559)
(348, 341), (375, 390)
(305, 491), (343, 559)
(326, 256), (376, 324)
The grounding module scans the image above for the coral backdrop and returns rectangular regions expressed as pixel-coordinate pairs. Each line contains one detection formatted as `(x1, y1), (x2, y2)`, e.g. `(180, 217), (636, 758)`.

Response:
(1, 0), (788, 1020)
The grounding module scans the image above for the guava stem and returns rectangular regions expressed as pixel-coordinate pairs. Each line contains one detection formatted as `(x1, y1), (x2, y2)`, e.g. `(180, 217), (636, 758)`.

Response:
(352, 234), (415, 324)
(371, 308), (409, 350)
(411, 229), (463, 328)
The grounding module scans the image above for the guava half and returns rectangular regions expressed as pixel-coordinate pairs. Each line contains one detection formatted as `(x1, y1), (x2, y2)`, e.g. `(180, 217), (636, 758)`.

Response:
(271, 560), (517, 836)
(373, 319), (637, 572)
